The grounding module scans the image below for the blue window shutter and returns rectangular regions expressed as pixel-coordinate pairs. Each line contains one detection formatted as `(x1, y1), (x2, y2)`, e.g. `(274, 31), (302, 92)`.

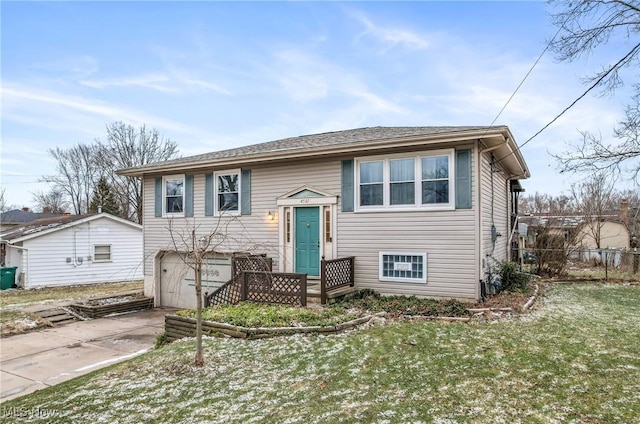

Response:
(241, 169), (251, 215)
(154, 177), (163, 217)
(341, 160), (354, 212)
(455, 149), (472, 209)
(185, 175), (194, 217)
(205, 173), (214, 216)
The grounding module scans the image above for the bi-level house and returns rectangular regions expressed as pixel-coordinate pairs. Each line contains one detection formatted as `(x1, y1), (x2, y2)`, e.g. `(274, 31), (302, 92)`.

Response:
(119, 126), (529, 308)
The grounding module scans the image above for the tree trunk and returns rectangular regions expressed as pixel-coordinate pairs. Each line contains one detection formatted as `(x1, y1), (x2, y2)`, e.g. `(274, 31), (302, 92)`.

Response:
(194, 260), (204, 367)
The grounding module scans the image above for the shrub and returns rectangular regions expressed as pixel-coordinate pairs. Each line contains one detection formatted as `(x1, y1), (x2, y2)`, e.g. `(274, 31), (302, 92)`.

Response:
(533, 232), (571, 276)
(155, 332), (168, 348)
(499, 261), (532, 293)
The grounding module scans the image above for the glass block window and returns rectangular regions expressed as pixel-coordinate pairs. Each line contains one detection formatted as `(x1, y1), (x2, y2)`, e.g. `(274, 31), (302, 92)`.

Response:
(379, 252), (427, 283)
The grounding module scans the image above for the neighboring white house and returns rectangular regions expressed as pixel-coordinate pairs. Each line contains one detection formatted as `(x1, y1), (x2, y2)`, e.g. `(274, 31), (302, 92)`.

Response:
(0, 213), (143, 288)
(118, 126), (530, 307)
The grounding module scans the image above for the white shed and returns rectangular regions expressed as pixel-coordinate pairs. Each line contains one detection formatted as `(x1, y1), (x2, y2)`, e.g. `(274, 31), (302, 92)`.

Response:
(0, 213), (143, 288)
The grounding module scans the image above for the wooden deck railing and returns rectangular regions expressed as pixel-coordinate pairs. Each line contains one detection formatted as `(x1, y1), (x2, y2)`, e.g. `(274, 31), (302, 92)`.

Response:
(205, 254), (355, 307)
(242, 271), (307, 307)
(320, 256), (355, 304)
(204, 254), (272, 307)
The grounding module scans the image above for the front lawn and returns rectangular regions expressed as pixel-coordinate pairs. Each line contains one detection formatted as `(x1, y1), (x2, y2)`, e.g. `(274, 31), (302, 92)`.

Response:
(3, 283), (639, 423)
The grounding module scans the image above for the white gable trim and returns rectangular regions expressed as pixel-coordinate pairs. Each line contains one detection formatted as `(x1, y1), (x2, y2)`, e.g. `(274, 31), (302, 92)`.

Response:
(277, 185), (337, 200)
(276, 186), (338, 207)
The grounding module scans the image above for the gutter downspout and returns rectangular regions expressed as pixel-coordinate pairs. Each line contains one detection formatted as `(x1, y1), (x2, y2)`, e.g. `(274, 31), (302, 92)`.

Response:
(475, 139), (485, 302)
(9, 244), (30, 288)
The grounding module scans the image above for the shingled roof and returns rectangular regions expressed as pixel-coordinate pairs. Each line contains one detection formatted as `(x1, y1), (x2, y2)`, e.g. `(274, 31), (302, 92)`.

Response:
(1, 213), (141, 242)
(1, 209), (65, 225)
(118, 125), (529, 178)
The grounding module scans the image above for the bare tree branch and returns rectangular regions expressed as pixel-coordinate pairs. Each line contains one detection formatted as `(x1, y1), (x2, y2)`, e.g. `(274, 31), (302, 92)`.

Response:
(549, 0), (640, 181)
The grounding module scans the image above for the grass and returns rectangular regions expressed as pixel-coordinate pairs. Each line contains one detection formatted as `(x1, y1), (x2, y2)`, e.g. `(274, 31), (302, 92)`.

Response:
(3, 283), (640, 423)
(177, 302), (362, 328)
(0, 280), (143, 336)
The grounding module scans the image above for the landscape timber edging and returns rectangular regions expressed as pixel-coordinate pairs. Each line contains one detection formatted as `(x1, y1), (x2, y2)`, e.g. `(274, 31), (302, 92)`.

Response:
(70, 296), (154, 319)
(164, 311), (387, 342)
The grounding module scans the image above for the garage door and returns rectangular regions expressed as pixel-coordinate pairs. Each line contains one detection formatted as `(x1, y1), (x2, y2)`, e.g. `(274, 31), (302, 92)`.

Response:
(159, 252), (232, 309)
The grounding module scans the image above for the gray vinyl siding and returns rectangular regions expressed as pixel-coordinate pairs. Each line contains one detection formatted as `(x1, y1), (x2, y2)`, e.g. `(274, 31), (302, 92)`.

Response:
(337, 146), (477, 299)
(142, 161), (341, 274)
(480, 151), (510, 267)
(144, 145), (481, 299)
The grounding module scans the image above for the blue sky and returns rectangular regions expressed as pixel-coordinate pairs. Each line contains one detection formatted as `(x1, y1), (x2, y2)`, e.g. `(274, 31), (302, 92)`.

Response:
(1, 1), (633, 209)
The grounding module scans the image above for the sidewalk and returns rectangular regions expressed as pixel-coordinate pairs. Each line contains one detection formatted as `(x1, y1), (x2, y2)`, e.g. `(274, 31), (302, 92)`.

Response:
(0, 307), (174, 402)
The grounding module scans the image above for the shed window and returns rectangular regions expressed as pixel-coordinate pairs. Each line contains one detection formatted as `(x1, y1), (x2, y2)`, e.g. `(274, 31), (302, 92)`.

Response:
(94, 245), (111, 262)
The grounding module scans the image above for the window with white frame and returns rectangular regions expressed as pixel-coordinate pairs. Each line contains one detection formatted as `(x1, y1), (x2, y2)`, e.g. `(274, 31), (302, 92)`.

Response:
(163, 175), (184, 216)
(215, 170), (240, 214)
(94, 245), (111, 262)
(422, 156), (450, 204)
(356, 150), (454, 211)
(379, 252), (427, 283)
(359, 161), (383, 206)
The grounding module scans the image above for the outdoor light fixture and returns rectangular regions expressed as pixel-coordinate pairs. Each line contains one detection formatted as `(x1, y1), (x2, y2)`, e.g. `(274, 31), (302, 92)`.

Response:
(267, 211), (275, 221)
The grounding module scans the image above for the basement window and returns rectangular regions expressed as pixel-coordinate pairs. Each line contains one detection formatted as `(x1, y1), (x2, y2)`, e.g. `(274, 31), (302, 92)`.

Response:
(379, 252), (427, 283)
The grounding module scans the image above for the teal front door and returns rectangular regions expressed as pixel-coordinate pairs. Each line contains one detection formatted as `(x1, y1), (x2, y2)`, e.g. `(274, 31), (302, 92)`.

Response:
(295, 207), (320, 276)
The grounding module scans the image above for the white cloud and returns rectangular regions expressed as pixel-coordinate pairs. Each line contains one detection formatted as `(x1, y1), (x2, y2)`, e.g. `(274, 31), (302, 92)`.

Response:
(1, 83), (200, 136)
(349, 9), (431, 52)
(31, 55), (99, 79)
(80, 69), (231, 96)
(271, 49), (404, 118)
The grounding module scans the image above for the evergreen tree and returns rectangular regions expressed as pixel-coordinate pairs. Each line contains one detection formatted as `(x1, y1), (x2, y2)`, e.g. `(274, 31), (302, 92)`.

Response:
(89, 176), (121, 216)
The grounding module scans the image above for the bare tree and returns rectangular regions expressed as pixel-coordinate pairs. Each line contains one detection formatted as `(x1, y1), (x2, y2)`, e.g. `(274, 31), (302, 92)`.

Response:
(0, 187), (7, 213)
(549, 0), (640, 180)
(100, 122), (179, 223)
(167, 215), (268, 366)
(168, 217), (234, 367)
(42, 143), (99, 214)
(526, 195), (579, 277)
(519, 192), (576, 216)
(571, 173), (617, 249)
(31, 188), (69, 214)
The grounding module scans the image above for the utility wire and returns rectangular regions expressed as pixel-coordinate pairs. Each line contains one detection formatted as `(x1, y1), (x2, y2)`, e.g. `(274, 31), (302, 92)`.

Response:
(485, 26), (562, 129)
(494, 40), (640, 167)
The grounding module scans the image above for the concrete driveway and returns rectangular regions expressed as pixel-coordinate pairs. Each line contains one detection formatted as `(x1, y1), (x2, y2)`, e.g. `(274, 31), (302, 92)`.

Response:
(0, 307), (175, 402)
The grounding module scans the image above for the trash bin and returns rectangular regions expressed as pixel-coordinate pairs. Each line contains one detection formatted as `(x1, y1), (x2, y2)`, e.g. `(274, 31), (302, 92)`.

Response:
(1, 267), (17, 290)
